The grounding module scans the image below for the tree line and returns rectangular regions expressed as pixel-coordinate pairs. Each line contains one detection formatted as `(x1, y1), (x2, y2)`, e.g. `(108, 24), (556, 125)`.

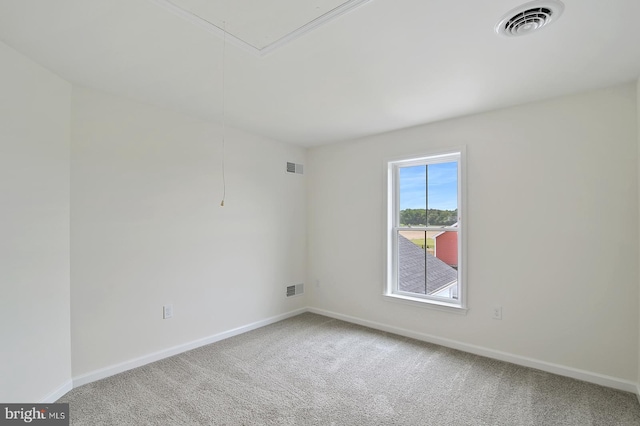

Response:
(400, 209), (457, 226)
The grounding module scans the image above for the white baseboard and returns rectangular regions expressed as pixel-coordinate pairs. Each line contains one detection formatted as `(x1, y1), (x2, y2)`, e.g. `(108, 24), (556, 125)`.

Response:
(40, 379), (73, 403)
(73, 308), (307, 388)
(307, 307), (639, 394)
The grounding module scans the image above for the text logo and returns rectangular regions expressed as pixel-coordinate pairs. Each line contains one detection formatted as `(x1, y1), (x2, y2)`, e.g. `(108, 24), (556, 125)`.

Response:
(0, 404), (68, 425)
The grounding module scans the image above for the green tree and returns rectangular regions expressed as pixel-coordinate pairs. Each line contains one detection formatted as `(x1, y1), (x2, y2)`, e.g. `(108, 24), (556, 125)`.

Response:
(400, 208), (457, 226)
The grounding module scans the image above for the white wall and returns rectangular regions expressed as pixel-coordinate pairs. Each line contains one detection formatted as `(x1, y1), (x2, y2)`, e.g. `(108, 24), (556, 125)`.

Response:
(70, 87), (306, 377)
(0, 41), (72, 402)
(308, 84), (639, 382)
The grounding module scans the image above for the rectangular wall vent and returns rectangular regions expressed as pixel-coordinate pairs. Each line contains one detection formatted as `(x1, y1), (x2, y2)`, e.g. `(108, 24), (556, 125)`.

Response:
(286, 162), (304, 174)
(286, 283), (304, 297)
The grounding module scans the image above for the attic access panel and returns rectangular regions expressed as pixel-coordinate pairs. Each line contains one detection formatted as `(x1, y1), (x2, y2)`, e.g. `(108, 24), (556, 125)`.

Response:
(150, 0), (371, 55)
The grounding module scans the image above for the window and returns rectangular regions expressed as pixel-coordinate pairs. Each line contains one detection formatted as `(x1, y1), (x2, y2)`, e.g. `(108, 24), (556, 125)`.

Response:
(385, 151), (464, 310)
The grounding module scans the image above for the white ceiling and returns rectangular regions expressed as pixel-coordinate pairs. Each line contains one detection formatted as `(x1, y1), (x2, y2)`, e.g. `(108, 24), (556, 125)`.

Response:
(0, 0), (639, 146)
(150, 0), (371, 53)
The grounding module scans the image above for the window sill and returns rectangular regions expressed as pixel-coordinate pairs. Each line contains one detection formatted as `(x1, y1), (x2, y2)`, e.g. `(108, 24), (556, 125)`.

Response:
(382, 293), (468, 315)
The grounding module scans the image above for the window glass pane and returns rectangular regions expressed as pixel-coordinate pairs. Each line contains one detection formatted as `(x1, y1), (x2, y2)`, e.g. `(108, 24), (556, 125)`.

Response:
(427, 161), (458, 226)
(398, 230), (427, 294)
(399, 165), (426, 226)
(429, 228), (458, 300)
(398, 230), (458, 300)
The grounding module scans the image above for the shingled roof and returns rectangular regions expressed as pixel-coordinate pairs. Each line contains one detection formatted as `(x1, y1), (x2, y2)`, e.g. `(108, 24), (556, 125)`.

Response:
(398, 234), (457, 295)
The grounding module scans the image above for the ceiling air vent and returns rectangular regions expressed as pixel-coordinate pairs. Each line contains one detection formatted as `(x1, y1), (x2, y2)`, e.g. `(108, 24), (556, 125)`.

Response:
(495, 1), (564, 37)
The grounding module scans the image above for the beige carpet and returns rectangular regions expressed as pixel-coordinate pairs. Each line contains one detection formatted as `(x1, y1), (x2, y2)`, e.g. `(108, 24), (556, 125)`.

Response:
(59, 313), (640, 425)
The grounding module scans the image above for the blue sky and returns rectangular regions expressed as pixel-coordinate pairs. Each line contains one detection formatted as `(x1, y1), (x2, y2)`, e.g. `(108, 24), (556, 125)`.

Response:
(399, 162), (457, 210)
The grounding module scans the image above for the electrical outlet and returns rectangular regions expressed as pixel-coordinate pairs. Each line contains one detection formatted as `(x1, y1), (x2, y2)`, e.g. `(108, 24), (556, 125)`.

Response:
(492, 306), (502, 320)
(163, 304), (173, 319)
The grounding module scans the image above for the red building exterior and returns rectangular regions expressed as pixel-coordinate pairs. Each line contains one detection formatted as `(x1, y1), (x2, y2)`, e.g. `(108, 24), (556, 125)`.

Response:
(434, 231), (458, 268)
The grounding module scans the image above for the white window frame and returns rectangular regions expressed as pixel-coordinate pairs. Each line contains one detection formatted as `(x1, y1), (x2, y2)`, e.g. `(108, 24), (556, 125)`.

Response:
(384, 148), (467, 313)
